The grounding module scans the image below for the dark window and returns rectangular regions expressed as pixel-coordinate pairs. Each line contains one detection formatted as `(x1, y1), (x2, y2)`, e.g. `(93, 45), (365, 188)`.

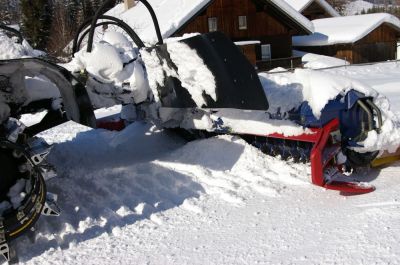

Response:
(238, 16), (247, 30)
(208, 17), (217, 32)
(261, 44), (271, 60)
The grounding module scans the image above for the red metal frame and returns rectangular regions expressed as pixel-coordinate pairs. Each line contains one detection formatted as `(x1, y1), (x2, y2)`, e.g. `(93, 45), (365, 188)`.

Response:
(266, 119), (375, 194)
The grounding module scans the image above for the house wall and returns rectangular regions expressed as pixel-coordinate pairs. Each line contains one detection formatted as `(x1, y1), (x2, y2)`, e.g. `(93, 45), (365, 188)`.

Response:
(301, 2), (333, 20)
(173, 0), (294, 60)
(294, 24), (399, 64)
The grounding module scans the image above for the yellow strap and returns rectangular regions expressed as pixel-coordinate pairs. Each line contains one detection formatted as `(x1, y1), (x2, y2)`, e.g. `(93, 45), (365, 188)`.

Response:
(371, 155), (400, 168)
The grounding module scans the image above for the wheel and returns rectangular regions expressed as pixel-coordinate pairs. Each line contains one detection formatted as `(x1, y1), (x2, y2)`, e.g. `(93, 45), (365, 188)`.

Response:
(0, 150), (18, 202)
(345, 149), (379, 167)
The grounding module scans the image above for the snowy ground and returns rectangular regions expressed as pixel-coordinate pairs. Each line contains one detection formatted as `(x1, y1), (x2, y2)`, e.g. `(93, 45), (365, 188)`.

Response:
(6, 61), (400, 265)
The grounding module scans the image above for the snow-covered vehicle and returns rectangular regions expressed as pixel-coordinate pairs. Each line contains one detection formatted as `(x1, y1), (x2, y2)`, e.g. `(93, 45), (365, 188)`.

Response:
(0, 0), (384, 262)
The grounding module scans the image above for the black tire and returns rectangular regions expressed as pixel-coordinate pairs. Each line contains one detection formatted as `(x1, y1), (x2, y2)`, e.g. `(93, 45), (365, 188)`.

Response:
(0, 150), (18, 202)
(345, 149), (379, 167)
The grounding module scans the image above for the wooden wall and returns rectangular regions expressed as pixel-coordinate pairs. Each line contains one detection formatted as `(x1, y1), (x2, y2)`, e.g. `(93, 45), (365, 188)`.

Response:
(173, 0), (294, 59)
(237, 44), (258, 65)
(294, 24), (399, 64)
(302, 1), (333, 20)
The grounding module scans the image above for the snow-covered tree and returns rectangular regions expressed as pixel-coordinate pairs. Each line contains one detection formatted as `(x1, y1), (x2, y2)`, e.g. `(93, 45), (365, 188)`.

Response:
(0, 0), (20, 25)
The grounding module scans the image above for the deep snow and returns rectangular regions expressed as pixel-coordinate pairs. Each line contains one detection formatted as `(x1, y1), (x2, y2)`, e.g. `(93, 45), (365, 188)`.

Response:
(5, 59), (400, 265)
(2, 24), (400, 265)
(12, 117), (400, 265)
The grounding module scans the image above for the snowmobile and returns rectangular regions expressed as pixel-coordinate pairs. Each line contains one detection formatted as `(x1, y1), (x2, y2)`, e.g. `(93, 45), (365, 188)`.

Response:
(0, 0), (383, 262)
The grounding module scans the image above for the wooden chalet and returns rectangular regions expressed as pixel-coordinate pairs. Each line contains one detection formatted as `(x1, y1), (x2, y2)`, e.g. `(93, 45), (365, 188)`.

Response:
(293, 14), (400, 64)
(172, 0), (314, 70)
(284, 0), (340, 20)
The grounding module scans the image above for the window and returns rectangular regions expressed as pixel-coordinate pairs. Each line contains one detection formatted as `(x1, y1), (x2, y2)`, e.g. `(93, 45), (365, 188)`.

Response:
(261, 44), (271, 60)
(208, 17), (217, 32)
(238, 16), (247, 30)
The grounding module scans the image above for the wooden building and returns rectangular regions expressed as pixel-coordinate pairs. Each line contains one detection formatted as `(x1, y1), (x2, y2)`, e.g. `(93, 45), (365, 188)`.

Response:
(113, 0), (314, 70)
(284, 0), (340, 20)
(171, 0), (313, 70)
(293, 14), (400, 64)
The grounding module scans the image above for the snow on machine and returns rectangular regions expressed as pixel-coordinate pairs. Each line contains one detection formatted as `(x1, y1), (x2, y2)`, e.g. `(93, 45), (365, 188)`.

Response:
(0, 0), (384, 262)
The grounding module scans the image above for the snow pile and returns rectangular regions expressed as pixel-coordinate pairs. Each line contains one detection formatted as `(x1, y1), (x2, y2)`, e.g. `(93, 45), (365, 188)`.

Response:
(284, 0), (340, 17)
(68, 30), (216, 109)
(19, 108), (400, 264)
(293, 13), (400, 46)
(69, 32), (136, 83)
(260, 69), (377, 118)
(0, 31), (38, 60)
(344, 0), (374, 16)
(67, 31), (152, 107)
(323, 62), (400, 153)
(263, 62), (400, 154)
(294, 50), (349, 69)
(166, 42), (216, 106)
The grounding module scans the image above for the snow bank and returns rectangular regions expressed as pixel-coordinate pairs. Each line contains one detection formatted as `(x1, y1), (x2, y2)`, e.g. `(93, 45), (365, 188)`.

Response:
(293, 13), (400, 46)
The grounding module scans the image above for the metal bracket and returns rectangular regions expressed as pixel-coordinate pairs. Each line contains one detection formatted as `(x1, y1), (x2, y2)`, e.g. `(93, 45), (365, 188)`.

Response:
(41, 193), (60, 217)
(0, 221), (9, 261)
(27, 137), (53, 166)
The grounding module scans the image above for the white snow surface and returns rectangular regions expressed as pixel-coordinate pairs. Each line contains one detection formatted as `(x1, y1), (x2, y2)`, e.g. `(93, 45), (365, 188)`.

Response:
(284, 0), (340, 17)
(266, 0), (314, 33)
(261, 68), (377, 119)
(0, 31), (37, 60)
(106, 0), (313, 45)
(106, 0), (212, 44)
(7, 60), (400, 264)
(322, 62), (400, 153)
(293, 13), (400, 46)
(344, 0), (374, 16)
(294, 50), (349, 69)
(166, 41), (217, 107)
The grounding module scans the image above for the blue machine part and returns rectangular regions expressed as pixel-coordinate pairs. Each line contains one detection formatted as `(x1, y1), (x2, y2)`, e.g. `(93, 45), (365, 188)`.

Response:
(290, 90), (376, 147)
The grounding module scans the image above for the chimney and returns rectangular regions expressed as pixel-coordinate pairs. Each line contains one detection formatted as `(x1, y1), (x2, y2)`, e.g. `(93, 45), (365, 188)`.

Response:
(124, 0), (136, 10)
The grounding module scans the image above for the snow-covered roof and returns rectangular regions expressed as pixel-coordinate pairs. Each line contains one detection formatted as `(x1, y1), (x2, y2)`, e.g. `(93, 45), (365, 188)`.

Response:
(106, 0), (313, 45)
(284, 0), (340, 17)
(293, 13), (400, 46)
(107, 0), (212, 44)
(267, 0), (314, 34)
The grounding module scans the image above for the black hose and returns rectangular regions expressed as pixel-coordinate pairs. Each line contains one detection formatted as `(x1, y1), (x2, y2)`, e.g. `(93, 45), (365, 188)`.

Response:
(86, 0), (163, 53)
(73, 15), (145, 54)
